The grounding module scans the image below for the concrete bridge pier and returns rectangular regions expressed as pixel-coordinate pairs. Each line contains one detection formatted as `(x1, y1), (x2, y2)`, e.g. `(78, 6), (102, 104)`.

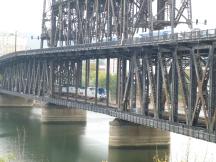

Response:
(109, 119), (170, 148)
(0, 94), (33, 108)
(41, 104), (86, 123)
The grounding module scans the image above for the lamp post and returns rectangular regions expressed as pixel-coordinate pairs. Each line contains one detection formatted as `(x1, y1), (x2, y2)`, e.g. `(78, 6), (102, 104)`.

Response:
(9, 31), (17, 52)
(15, 31), (17, 52)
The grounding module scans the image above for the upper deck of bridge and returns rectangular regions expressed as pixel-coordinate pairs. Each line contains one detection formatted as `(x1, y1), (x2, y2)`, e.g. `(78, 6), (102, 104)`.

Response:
(0, 28), (216, 62)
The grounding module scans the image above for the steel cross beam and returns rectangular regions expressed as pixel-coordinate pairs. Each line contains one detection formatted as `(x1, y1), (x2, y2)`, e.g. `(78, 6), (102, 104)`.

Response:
(40, 0), (192, 47)
(1, 40), (216, 142)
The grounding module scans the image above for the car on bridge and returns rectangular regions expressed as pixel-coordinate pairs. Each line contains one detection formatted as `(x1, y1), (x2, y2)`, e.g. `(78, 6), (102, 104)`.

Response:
(55, 85), (107, 100)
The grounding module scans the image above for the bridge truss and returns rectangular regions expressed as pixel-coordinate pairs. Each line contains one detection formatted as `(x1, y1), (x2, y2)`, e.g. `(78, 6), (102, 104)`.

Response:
(40, 0), (192, 47)
(1, 29), (216, 143)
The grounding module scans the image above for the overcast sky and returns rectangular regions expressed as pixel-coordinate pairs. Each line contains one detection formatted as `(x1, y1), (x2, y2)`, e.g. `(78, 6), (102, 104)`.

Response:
(0, 0), (43, 33)
(0, 0), (215, 34)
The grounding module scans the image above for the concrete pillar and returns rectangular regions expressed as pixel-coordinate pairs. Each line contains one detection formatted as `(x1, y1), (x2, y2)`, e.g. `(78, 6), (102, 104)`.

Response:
(41, 104), (86, 123)
(109, 119), (170, 148)
(0, 94), (33, 108)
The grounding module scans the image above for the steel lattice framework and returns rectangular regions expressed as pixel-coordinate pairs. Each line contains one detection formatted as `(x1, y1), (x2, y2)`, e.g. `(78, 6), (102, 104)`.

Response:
(40, 0), (192, 47)
(3, 0), (216, 143)
(0, 29), (216, 143)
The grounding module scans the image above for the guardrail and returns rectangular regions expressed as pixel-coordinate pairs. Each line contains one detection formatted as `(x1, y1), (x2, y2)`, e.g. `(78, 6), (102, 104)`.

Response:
(1, 28), (216, 61)
(0, 88), (216, 143)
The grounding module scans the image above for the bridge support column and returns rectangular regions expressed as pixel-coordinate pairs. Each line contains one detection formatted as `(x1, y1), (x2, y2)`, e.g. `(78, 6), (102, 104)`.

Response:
(41, 104), (86, 123)
(0, 94), (32, 108)
(109, 119), (170, 148)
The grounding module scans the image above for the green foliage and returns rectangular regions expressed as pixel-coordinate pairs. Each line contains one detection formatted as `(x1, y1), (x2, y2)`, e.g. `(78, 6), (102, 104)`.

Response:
(153, 153), (168, 162)
(0, 153), (15, 162)
(98, 72), (106, 88)
(0, 158), (5, 162)
(0, 74), (2, 81)
(109, 74), (117, 99)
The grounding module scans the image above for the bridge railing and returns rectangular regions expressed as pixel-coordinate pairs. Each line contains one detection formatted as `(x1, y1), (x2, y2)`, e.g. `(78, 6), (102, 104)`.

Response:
(1, 28), (216, 61)
(125, 28), (216, 45)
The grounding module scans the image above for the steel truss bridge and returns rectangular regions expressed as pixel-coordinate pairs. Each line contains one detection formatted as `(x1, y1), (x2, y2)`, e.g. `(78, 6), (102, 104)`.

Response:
(0, 28), (216, 143)
(41, 0), (192, 47)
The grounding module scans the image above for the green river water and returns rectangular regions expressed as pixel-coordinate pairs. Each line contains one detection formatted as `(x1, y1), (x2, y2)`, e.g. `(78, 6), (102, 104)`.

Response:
(0, 107), (215, 162)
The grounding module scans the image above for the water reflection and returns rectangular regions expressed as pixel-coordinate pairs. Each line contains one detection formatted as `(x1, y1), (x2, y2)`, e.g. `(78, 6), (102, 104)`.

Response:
(0, 107), (215, 162)
(40, 124), (85, 162)
(170, 133), (216, 162)
(108, 147), (169, 162)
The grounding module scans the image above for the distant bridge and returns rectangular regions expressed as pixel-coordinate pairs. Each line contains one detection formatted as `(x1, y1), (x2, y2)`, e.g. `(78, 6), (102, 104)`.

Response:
(0, 29), (216, 143)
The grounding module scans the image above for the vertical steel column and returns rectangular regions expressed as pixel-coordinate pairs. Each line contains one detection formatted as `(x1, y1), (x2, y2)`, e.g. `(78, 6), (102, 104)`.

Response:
(142, 56), (149, 115)
(20, 63), (24, 93)
(189, 50), (197, 125)
(146, 55), (156, 112)
(42, 60), (47, 96)
(24, 60), (30, 94)
(107, 0), (112, 40)
(75, 62), (78, 97)
(130, 59), (136, 112)
(156, 59), (163, 118)
(106, 58), (110, 106)
(58, 1), (63, 46)
(10, 63), (14, 91)
(37, 61), (42, 96)
(58, 62), (62, 97)
(148, 0), (153, 36)
(119, 58), (127, 110)
(77, 60), (83, 87)
(33, 61), (40, 95)
(86, 60), (90, 87)
(170, 0), (176, 36)
(41, 60), (46, 96)
(9, 64), (13, 91)
(171, 49), (178, 122)
(66, 61), (70, 100)
(28, 59), (35, 94)
(8, 65), (13, 91)
(122, 0), (128, 39)
(122, 61), (132, 112)
(40, 0), (47, 48)
(50, 0), (56, 47)
(95, 59), (99, 104)
(122, 59), (127, 101)
(6, 66), (9, 91)
(67, 1), (71, 46)
(71, 61), (75, 86)
(208, 44), (216, 131)
(134, 54), (143, 114)
(85, 60), (90, 101)
(116, 58), (120, 105)
(49, 60), (54, 97)
(20, 63), (25, 93)
(15, 63), (19, 92)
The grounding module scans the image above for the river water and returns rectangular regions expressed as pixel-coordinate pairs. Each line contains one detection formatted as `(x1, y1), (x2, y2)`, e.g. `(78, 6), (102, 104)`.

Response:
(0, 107), (216, 162)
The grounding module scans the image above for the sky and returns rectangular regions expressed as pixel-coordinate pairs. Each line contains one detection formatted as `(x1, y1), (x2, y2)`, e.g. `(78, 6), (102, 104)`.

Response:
(0, 0), (215, 34)
(192, 0), (216, 29)
(0, 0), (43, 34)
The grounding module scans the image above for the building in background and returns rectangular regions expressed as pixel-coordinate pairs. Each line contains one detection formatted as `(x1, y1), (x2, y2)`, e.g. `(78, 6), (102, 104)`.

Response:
(0, 32), (40, 56)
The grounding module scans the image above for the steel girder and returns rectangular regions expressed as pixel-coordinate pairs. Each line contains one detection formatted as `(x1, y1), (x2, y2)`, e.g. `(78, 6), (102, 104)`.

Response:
(1, 44), (216, 133)
(40, 0), (192, 47)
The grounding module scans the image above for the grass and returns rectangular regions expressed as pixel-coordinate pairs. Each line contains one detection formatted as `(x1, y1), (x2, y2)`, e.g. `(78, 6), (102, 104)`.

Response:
(0, 154), (15, 162)
(153, 154), (169, 162)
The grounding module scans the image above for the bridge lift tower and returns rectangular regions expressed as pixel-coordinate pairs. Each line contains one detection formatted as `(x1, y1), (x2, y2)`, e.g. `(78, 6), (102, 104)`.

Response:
(40, 0), (192, 48)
